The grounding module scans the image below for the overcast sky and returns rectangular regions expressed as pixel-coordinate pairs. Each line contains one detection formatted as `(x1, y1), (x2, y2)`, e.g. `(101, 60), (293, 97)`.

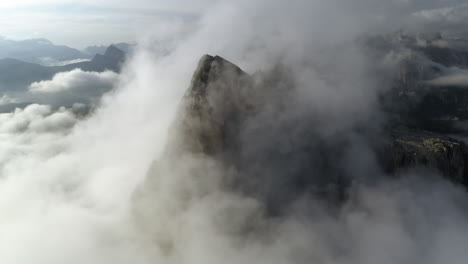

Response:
(0, 0), (218, 49)
(0, 0), (466, 49)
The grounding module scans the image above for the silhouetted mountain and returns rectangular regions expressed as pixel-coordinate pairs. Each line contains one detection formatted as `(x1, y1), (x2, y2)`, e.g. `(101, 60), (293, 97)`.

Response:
(0, 58), (55, 91)
(0, 37), (90, 64)
(54, 45), (125, 72)
(84, 43), (134, 56)
(417, 46), (468, 67)
(137, 53), (468, 213)
(0, 45), (125, 92)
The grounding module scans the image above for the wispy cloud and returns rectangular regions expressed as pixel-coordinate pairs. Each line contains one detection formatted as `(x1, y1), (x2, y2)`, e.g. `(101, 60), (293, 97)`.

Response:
(426, 68), (468, 87)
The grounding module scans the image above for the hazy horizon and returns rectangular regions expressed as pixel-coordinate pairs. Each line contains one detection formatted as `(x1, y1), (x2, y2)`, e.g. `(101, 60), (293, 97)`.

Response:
(0, 0), (216, 49)
(1, 0), (468, 49)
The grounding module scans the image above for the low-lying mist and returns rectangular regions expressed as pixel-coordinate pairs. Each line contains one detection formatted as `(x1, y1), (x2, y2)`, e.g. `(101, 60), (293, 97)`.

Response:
(1, 0), (468, 263)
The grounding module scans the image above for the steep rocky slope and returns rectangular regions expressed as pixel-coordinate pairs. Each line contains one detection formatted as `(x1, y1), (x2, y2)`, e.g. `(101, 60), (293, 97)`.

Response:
(162, 53), (468, 203)
(136, 33), (468, 216)
(381, 127), (468, 185)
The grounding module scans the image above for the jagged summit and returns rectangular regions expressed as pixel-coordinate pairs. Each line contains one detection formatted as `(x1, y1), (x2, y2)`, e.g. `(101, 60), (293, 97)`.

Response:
(147, 53), (468, 211)
(60, 45), (125, 72)
(190, 55), (246, 86)
(187, 55), (247, 97)
(104, 45), (125, 60)
(167, 54), (252, 156)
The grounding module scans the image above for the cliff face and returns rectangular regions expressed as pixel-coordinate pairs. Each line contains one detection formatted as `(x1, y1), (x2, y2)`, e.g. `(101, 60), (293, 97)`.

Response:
(157, 55), (353, 209)
(360, 33), (468, 186)
(166, 55), (253, 157)
(163, 53), (468, 199)
(134, 41), (468, 220)
(382, 128), (468, 185)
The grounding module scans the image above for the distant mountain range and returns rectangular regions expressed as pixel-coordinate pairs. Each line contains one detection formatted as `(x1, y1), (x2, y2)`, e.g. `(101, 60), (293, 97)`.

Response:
(84, 43), (134, 56)
(0, 37), (88, 65)
(0, 36), (132, 65)
(0, 45), (125, 92)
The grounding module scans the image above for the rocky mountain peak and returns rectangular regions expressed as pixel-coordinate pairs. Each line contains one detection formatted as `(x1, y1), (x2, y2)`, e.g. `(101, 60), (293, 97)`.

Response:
(166, 55), (252, 157)
(159, 53), (468, 210)
(103, 45), (125, 60)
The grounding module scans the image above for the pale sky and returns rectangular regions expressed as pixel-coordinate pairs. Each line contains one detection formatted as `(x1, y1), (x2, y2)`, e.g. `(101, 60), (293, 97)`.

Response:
(0, 0), (217, 49)
(1, 0), (466, 49)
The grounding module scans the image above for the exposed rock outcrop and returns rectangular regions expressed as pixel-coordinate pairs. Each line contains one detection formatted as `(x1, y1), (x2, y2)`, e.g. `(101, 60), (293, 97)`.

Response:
(381, 127), (468, 185)
(370, 32), (468, 186)
(142, 55), (351, 216)
(139, 46), (468, 217)
(166, 55), (253, 157)
(168, 53), (468, 194)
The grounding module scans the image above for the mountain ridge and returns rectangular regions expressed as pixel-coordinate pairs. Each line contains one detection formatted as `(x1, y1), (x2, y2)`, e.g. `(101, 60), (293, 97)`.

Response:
(0, 37), (89, 64)
(135, 50), (468, 215)
(0, 45), (125, 92)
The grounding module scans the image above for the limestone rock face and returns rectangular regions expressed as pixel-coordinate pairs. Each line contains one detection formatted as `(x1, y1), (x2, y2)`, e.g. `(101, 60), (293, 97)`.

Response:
(137, 51), (468, 219)
(381, 128), (468, 185)
(370, 33), (468, 184)
(168, 54), (468, 192)
(165, 55), (253, 157)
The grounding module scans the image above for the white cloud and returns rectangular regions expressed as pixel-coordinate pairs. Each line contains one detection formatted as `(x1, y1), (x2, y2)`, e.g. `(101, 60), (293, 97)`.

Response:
(0, 104), (79, 188)
(426, 69), (468, 87)
(38, 57), (91, 67)
(29, 69), (117, 93)
(0, 1), (204, 48)
(0, 1), (468, 264)
(0, 0), (217, 13)
(28, 69), (118, 106)
(412, 4), (468, 24)
(0, 104), (77, 134)
(0, 95), (18, 105)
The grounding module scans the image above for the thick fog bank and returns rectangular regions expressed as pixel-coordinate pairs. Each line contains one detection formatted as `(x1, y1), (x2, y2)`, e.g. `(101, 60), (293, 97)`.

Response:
(0, 0), (467, 263)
